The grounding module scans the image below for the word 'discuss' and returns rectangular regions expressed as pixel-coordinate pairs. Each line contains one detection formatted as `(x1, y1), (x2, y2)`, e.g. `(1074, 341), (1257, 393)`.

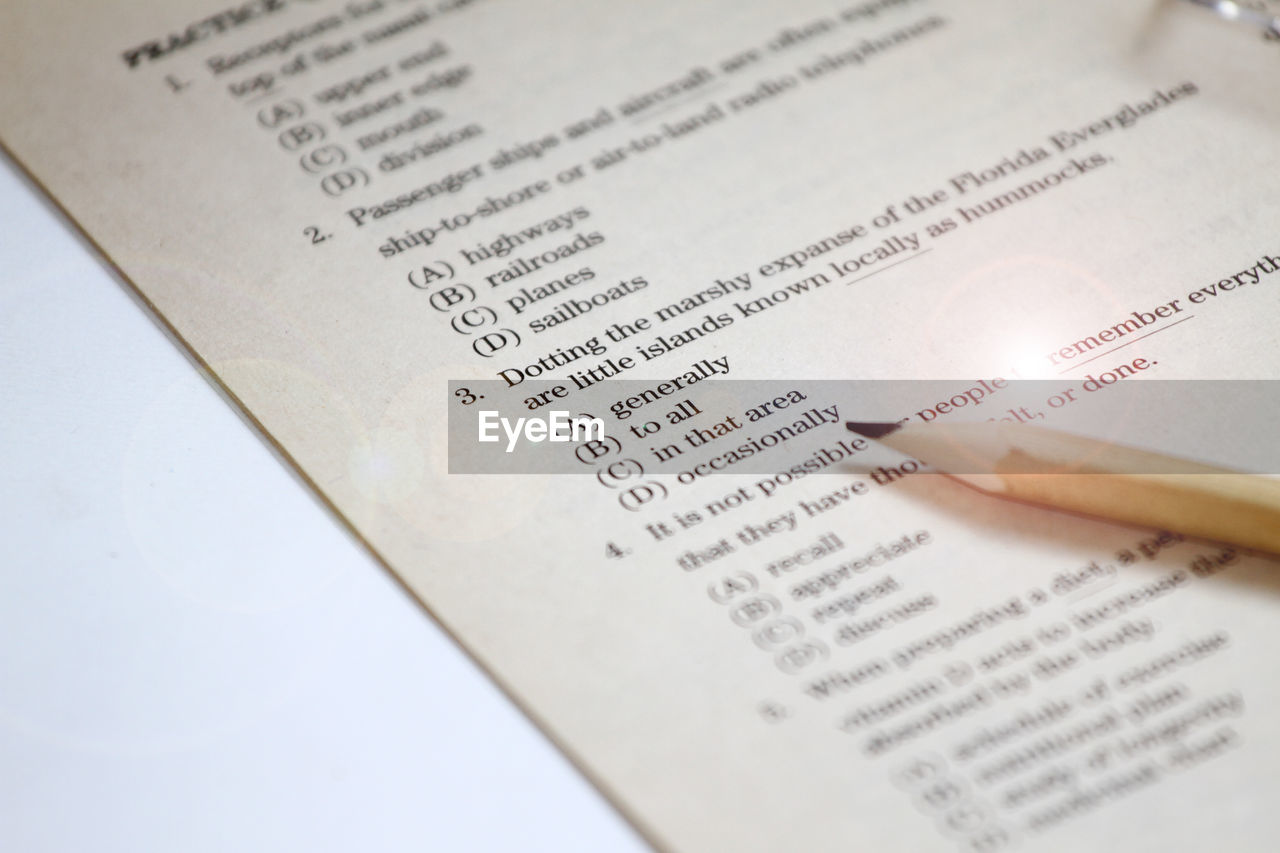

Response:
(477, 410), (604, 452)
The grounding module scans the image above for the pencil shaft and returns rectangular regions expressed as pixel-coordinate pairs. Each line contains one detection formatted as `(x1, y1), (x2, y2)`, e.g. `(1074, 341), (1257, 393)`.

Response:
(874, 423), (1280, 555)
(985, 468), (1280, 555)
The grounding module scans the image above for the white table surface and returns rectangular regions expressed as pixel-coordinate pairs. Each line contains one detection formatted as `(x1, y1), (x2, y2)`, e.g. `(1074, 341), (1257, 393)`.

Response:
(0, 153), (646, 853)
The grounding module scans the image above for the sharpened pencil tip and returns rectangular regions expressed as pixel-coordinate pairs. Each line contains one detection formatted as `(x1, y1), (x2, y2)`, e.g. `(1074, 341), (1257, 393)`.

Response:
(845, 421), (902, 439)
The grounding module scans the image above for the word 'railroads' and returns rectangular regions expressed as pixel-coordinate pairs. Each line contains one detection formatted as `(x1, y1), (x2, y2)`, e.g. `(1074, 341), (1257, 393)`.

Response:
(477, 410), (604, 452)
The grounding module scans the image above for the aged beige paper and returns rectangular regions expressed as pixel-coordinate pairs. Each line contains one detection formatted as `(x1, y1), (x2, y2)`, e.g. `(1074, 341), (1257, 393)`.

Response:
(4, 0), (1280, 849)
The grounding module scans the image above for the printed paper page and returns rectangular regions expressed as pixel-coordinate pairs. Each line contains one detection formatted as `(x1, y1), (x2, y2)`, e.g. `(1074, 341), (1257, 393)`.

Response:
(4, 1), (1279, 849)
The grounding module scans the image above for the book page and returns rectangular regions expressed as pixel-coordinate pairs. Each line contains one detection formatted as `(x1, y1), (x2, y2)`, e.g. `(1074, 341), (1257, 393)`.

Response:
(4, 0), (1279, 849)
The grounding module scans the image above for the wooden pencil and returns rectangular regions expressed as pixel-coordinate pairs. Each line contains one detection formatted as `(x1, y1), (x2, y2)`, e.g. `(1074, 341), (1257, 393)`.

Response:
(846, 420), (1280, 555)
